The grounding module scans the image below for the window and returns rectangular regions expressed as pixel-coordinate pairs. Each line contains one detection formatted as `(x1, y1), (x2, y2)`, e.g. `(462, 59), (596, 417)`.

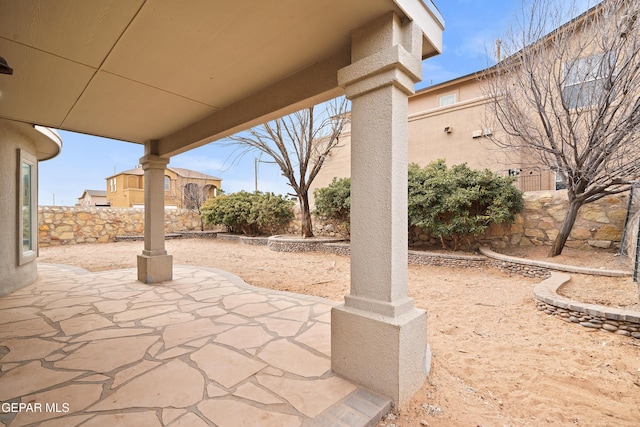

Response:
(18, 149), (37, 265)
(164, 176), (171, 191)
(555, 170), (567, 190)
(109, 178), (117, 192)
(562, 53), (612, 109)
(439, 93), (456, 107)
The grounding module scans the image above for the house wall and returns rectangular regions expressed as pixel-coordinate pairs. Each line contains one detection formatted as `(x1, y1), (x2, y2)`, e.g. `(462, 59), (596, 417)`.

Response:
(311, 77), (558, 202)
(78, 194), (109, 207)
(0, 123), (38, 295)
(165, 171), (221, 209)
(107, 174), (140, 207)
(409, 79), (557, 191)
(408, 97), (506, 171)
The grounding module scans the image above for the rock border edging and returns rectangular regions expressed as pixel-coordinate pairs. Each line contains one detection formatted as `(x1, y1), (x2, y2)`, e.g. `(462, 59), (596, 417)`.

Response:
(479, 246), (631, 277)
(534, 272), (640, 338)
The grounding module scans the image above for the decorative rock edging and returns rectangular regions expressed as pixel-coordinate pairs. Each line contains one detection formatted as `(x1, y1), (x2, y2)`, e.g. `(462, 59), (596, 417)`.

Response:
(318, 243), (351, 256)
(240, 236), (269, 245)
(267, 235), (345, 252)
(216, 233), (241, 242)
(115, 233), (183, 242)
(534, 272), (640, 339)
(479, 246), (631, 278)
(115, 232), (218, 242)
(177, 231), (219, 239)
(408, 250), (487, 269)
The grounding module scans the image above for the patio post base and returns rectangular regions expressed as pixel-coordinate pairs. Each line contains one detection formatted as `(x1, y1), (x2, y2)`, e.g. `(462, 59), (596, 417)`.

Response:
(331, 304), (431, 405)
(137, 254), (173, 284)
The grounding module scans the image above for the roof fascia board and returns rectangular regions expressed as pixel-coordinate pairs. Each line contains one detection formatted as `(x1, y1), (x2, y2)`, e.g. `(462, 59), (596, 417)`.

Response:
(392, 0), (444, 58)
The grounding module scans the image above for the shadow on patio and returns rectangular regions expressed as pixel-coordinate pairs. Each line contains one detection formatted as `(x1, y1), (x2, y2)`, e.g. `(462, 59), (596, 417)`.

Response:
(0, 264), (389, 427)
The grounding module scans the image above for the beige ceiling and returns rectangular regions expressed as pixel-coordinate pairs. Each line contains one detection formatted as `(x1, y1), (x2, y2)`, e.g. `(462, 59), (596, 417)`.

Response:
(0, 0), (443, 157)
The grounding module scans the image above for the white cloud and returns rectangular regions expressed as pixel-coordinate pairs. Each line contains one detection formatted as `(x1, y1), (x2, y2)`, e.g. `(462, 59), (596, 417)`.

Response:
(452, 29), (500, 61)
(171, 154), (226, 173)
(420, 62), (467, 85)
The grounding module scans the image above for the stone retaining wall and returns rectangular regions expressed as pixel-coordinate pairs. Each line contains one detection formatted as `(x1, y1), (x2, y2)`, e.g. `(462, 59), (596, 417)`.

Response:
(44, 190), (631, 252)
(302, 190), (631, 251)
(285, 205), (350, 239)
(408, 191), (630, 251)
(38, 206), (206, 247)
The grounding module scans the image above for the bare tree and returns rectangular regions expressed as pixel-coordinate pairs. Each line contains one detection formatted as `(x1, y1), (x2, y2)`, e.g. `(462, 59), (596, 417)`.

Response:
(167, 172), (218, 231)
(225, 97), (350, 238)
(482, 0), (640, 256)
(180, 182), (214, 231)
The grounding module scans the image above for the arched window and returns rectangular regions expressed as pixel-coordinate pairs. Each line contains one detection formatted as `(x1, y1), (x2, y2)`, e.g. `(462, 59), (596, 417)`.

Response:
(164, 176), (171, 191)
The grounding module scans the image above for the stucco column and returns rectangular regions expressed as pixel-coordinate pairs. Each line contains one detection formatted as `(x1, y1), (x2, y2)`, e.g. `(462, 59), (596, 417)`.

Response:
(332, 13), (430, 405)
(137, 143), (172, 283)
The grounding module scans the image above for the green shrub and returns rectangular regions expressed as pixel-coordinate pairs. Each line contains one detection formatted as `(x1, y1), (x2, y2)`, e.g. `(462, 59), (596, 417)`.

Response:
(313, 177), (351, 234)
(408, 160), (523, 249)
(311, 161), (523, 249)
(201, 191), (294, 236)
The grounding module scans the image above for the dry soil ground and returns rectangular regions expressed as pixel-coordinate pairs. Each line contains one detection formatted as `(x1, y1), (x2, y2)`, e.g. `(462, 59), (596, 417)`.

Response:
(38, 239), (640, 427)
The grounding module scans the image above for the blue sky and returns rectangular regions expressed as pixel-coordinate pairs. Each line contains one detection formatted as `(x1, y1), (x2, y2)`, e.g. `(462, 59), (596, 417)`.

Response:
(38, 0), (572, 206)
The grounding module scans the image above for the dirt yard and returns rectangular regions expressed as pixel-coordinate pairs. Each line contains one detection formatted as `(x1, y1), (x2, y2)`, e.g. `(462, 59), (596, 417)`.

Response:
(38, 239), (640, 426)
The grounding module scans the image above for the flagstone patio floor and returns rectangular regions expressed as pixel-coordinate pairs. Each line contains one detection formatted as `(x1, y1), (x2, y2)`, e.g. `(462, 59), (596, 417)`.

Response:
(0, 264), (390, 427)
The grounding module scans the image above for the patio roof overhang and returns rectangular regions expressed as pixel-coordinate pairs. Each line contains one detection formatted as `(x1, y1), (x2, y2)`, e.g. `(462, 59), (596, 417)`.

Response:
(0, 0), (445, 405)
(0, 0), (442, 156)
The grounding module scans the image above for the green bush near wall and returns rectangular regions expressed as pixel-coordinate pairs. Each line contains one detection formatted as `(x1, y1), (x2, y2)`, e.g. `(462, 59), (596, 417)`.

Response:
(201, 191), (294, 236)
(408, 160), (523, 249)
(312, 160), (524, 249)
(313, 177), (351, 234)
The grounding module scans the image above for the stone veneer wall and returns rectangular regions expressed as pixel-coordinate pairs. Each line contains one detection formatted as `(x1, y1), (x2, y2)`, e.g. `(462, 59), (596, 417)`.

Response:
(38, 206), (206, 247)
(409, 190), (631, 250)
(40, 190), (633, 250)
(295, 191), (630, 250)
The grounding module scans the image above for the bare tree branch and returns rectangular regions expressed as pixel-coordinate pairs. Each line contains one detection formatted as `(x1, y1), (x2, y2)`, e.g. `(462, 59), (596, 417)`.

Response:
(481, 0), (640, 255)
(224, 97), (351, 237)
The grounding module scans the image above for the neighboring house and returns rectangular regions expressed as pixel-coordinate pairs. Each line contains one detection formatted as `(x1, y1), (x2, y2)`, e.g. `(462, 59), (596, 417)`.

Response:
(313, 5), (634, 198)
(312, 72), (558, 197)
(77, 189), (109, 207)
(407, 76), (558, 192)
(106, 167), (221, 209)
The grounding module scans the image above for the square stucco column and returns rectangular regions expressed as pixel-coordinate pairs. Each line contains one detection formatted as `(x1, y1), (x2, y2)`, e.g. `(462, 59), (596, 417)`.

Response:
(137, 148), (172, 284)
(332, 12), (430, 405)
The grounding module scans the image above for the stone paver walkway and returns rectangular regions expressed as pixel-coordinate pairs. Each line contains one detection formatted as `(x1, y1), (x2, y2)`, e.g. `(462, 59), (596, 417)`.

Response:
(0, 264), (390, 427)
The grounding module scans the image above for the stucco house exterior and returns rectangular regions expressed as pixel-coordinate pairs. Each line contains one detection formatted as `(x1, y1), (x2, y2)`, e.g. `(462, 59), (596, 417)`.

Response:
(312, 69), (559, 197)
(0, 0), (444, 404)
(106, 167), (221, 209)
(77, 189), (109, 207)
(0, 120), (61, 295)
(313, 2), (634, 199)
